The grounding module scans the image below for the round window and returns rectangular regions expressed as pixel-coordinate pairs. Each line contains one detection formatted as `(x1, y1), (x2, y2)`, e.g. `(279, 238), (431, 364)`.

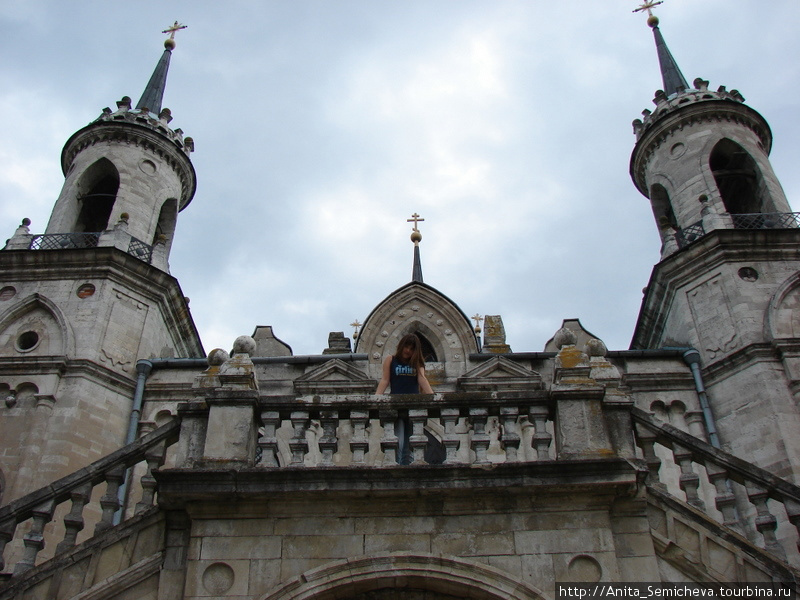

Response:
(77, 283), (96, 298)
(0, 286), (16, 301)
(16, 331), (40, 352)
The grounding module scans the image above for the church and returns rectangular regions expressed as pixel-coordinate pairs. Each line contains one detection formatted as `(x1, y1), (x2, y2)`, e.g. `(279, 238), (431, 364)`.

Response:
(1, 5), (800, 599)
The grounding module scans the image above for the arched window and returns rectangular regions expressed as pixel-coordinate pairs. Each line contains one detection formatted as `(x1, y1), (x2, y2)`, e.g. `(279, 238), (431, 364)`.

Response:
(710, 139), (768, 217)
(416, 332), (438, 363)
(650, 184), (678, 231)
(153, 198), (178, 246)
(75, 158), (119, 233)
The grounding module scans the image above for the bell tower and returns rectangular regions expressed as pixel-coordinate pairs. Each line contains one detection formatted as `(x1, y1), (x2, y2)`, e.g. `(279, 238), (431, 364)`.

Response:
(629, 4), (800, 481)
(0, 24), (203, 506)
(44, 22), (196, 271)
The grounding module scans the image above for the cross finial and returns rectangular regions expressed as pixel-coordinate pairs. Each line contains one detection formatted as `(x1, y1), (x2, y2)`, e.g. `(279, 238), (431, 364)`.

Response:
(162, 21), (188, 40)
(472, 314), (483, 334)
(407, 212), (424, 232)
(633, 1), (663, 16)
(350, 319), (362, 340)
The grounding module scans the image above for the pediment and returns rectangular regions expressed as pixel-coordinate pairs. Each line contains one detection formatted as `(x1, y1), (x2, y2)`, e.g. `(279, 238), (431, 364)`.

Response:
(457, 356), (543, 392)
(294, 358), (375, 395)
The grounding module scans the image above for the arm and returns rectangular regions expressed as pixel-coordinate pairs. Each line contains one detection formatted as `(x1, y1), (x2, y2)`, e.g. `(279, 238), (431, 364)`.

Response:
(376, 356), (392, 394)
(417, 367), (434, 394)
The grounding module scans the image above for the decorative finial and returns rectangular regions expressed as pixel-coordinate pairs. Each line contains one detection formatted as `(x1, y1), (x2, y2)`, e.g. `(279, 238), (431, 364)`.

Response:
(472, 314), (483, 334)
(407, 212), (424, 246)
(162, 21), (187, 49)
(350, 319), (362, 340)
(633, 0), (663, 27)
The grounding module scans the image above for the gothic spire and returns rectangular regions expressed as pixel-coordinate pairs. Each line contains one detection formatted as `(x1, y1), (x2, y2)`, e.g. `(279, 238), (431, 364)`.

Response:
(407, 213), (424, 283)
(634, 2), (689, 96)
(651, 22), (689, 95)
(135, 21), (187, 115)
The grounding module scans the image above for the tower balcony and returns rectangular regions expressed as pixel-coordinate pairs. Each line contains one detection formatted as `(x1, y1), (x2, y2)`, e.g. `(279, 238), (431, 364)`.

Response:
(2, 215), (168, 271)
(669, 212), (800, 252)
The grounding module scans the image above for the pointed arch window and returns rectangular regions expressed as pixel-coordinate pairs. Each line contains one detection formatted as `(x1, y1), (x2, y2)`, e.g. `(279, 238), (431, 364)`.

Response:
(416, 332), (438, 363)
(710, 139), (769, 218)
(153, 198), (178, 249)
(75, 158), (119, 233)
(650, 184), (678, 231)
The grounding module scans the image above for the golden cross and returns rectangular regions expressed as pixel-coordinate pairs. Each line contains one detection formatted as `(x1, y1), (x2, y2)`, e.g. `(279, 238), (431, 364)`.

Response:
(162, 21), (188, 40)
(472, 314), (483, 332)
(407, 213), (424, 232)
(633, 0), (663, 16)
(350, 319), (362, 339)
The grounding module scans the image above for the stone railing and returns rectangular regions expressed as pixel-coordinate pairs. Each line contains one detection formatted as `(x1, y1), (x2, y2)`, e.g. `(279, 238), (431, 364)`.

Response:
(175, 392), (555, 470)
(0, 420), (179, 578)
(632, 407), (800, 562)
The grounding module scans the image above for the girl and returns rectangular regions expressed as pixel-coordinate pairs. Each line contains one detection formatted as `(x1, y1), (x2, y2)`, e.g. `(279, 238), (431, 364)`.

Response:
(376, 333), (434, 465)
(376, 333), (434, 395)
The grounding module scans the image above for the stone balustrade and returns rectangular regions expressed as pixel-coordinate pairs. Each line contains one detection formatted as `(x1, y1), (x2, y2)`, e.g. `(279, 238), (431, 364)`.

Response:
(256, 393), (554, 468)
(0, 420), (179, 578)
(632, 407), (800, 563)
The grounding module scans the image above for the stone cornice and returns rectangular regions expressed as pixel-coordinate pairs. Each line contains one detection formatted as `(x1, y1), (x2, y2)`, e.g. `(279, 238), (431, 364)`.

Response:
(61, 120), (197, 210)
(630, 99), (771, 197)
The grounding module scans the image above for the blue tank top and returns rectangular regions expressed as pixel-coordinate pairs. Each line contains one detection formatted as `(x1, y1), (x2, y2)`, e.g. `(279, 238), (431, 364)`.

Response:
(389, 356), (419, 394)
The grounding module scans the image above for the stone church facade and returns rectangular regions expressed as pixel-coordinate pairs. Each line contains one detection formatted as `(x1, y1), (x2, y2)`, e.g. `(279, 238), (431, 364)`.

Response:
(1, 12), (800, 600)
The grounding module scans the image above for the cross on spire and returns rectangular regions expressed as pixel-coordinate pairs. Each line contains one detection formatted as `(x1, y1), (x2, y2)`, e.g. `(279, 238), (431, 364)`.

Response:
(407, 212), (424, 232)
(162, 21), (188, 40)
(633, 1), (663, 17)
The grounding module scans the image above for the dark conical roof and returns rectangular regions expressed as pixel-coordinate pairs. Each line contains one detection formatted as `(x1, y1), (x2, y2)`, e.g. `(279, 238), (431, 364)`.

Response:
(136, 46), (172, 114)
(412, 244), (423, 283)
(651, 25), (689, 95)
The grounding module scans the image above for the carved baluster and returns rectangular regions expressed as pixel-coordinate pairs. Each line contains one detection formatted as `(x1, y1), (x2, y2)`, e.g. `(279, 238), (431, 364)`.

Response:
(704, 464), (739, 530)
(440, 407), (461, 464)
(289, 411), (310, 466)
(469, 408), (490, 465)
(95, 466), (125, 534)
(529, 405), (553, 461)
(783, 498), (800, 555)
(633, 422), (663, 486)
(500, 407), (520, 462)
(319, 410), (339, 466)
(15, 499), (55, 575)
(380, 410), (399, 465)
(135, 439), (168, 514)
(349, 410), (369, 465)
(56, 482), (92, 554)
(746, 482), (786, 560)
(258, 410), (281, 467)
(673, 444), (705, 510)
(0, 519), (17, 572)
(409, 409), (428, 465)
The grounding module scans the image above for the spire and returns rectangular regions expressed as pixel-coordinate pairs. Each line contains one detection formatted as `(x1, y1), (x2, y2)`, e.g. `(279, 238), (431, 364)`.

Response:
(634, 2), (689, 96)
(135, 21), (187, 114)
(407, 213), (424, 283)
(651, 23), (689, 95)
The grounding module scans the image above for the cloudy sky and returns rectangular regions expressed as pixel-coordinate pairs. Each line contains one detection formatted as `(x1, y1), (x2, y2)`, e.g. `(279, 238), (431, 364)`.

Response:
(0, 1), (798, 356)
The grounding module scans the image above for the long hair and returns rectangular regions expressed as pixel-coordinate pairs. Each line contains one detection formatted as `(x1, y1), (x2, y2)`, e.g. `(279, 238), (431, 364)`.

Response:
(394, 333), (425, 370)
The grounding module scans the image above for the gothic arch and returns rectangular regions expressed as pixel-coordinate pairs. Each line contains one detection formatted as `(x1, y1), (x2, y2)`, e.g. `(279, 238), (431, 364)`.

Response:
(708, 138), (771, 216)
(356, 282), (479, 380)
(0, 294), (74, 357)
(153, 197), (178, 252)
(765, 272), (800, 341)
(74, 157), (119, 233)
(258, 554), (545, 600)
